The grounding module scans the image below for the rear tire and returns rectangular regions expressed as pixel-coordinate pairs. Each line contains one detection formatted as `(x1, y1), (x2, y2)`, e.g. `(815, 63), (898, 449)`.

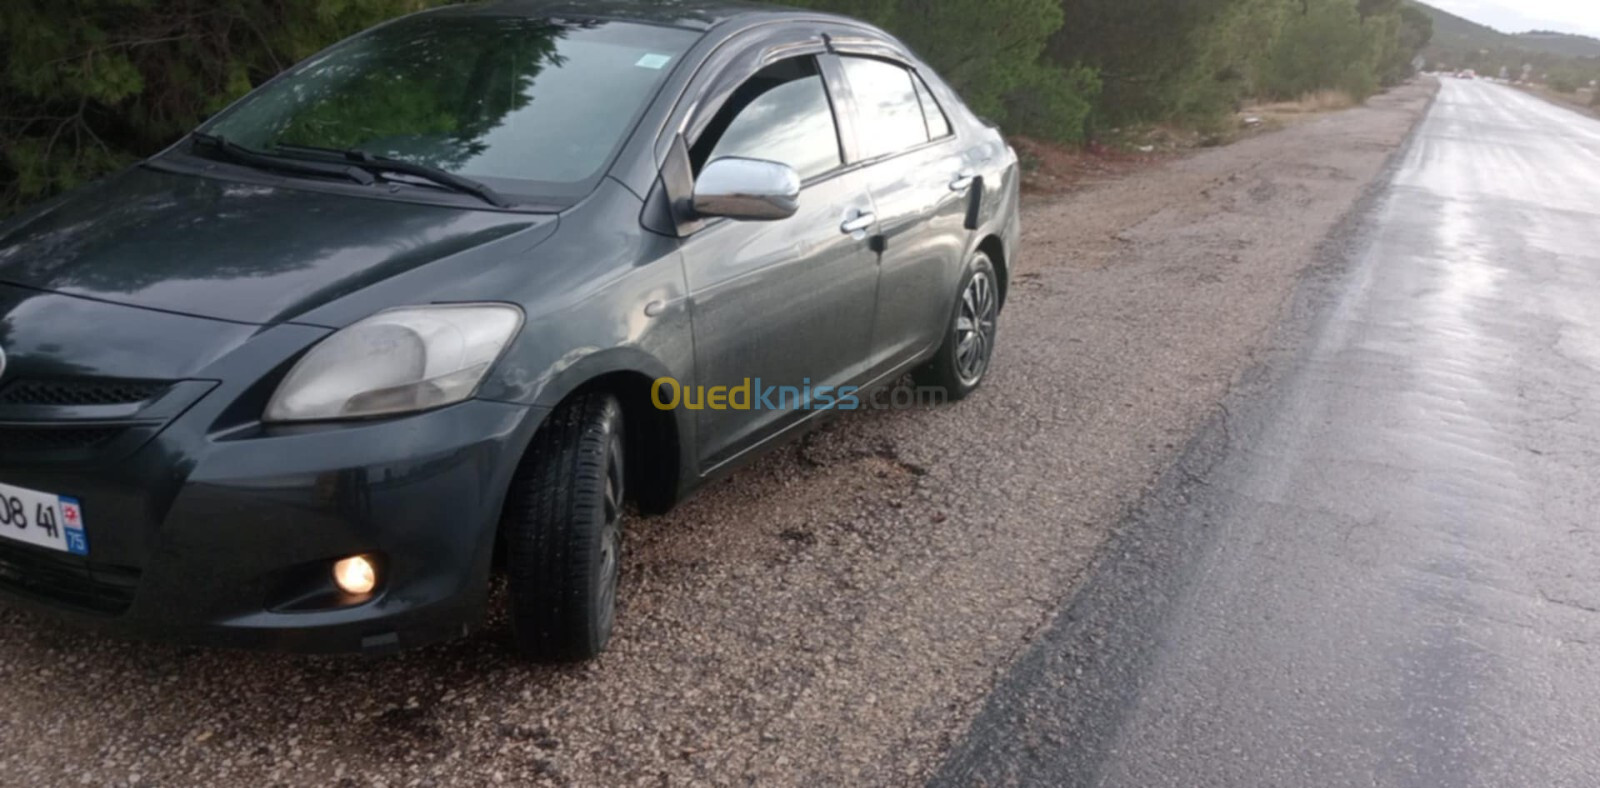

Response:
(914, 252), (1000, 401)
(503, 392), (626, 662)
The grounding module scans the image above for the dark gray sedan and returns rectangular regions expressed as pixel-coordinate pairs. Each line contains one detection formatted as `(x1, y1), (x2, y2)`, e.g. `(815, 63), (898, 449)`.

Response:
(0, 0), (1020, 661)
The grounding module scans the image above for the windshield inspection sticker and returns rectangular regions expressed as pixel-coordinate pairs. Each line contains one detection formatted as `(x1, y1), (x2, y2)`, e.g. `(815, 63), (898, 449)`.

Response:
(635, 53), (673, 70)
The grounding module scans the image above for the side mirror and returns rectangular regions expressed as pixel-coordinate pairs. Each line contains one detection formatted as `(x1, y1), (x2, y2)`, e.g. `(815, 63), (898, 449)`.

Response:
(692, 157), (801, 221)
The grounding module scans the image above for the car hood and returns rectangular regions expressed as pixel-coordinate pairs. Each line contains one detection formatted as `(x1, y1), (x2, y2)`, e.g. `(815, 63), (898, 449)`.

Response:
(0, 167), (551, 326)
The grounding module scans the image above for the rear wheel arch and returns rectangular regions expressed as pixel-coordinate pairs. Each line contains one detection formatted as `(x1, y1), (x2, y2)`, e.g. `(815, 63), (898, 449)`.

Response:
(977, 234), (1008, 309)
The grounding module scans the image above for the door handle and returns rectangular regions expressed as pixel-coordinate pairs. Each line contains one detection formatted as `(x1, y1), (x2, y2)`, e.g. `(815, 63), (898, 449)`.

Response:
(949, 174), (976, 192)
(840, 212), (877, 235)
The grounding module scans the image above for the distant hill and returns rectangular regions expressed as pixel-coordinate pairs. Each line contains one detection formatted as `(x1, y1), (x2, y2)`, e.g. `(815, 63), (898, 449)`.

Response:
(1418, 2), (1513, 52)
(1415, 2), (1600, 60)
(1514, 31), (1600, 59)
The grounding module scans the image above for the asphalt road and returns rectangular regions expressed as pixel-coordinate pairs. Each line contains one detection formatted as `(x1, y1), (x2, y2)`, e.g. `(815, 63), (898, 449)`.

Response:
(939, 79), (1600, 786)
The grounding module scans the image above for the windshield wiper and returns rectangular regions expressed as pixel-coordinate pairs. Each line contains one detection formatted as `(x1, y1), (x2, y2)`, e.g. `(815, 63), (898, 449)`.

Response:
(272, 143), (512, 208)
(189, 133), (376, 186)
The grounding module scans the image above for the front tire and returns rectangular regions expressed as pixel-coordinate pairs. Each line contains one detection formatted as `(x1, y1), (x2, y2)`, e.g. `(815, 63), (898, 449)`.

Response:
(915, 252), (1000, 401)
(503, 392), (626, 662)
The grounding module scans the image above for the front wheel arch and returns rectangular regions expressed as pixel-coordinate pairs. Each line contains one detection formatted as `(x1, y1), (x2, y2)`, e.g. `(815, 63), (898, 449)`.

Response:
(562, 371), (682, 516)
(525, 349), (694, 515)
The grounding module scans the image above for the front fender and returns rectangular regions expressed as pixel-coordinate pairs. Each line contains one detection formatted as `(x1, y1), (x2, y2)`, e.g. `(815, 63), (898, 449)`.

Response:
(499, 344), (697, 511)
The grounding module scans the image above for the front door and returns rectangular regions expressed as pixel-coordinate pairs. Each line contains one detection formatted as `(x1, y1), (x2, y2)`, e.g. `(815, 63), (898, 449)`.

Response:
(679, 55), (881, 469)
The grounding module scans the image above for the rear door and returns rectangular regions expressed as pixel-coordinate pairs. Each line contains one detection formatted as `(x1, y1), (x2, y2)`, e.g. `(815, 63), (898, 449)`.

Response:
(833, 53), (974, 374)
(677, 53), (882, 470)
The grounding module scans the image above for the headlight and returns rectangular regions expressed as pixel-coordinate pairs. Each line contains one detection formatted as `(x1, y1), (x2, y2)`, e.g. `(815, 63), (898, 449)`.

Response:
(264, 304), (523, 423)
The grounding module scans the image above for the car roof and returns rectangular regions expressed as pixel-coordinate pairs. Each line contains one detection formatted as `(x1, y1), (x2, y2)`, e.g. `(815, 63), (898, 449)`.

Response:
(426, 0), (850, 32)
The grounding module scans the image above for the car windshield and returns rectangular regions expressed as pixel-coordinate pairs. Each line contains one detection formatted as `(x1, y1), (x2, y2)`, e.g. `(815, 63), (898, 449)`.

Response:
(200, 15), (699, 205)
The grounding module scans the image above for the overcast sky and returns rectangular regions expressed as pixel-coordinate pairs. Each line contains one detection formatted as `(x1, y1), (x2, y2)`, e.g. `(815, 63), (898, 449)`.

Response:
(1428, 0), (1600, 38)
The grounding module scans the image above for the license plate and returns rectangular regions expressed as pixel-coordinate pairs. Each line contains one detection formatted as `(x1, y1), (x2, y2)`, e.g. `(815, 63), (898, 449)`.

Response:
(0, 481), (88, 555)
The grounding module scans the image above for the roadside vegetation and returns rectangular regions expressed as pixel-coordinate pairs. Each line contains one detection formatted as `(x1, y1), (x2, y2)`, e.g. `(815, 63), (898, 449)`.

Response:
(1, 0), (1434, 216)
(790, 0), (1433, 145)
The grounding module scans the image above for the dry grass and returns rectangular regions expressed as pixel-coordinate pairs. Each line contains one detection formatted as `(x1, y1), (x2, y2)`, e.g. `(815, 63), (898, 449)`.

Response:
(1251, 89), (1359, 116)
(1299, 89), (1360, 111)
(1234, 89), (1363, 137)
(1010, 136), (1165, 197)
(1009, 87), (1374, 198)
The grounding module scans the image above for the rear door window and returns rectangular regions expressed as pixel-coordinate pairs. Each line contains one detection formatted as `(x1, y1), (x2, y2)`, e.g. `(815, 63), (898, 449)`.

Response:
(840, 57), (930, 160)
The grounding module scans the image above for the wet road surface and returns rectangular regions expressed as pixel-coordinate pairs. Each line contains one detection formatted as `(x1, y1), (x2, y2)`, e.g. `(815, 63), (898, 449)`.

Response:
(940, 79), (1600, 785)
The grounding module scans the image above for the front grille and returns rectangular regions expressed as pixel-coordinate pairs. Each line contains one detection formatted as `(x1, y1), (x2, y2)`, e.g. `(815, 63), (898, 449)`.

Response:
(0, 379), (170, 407)
(0, 378), (203, 466)
(0, 542), (140, 615)
(1, 426), (126, 453)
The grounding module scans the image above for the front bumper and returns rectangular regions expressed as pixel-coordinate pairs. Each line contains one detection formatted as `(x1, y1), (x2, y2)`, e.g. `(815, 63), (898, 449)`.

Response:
(0, 398), (545, 654)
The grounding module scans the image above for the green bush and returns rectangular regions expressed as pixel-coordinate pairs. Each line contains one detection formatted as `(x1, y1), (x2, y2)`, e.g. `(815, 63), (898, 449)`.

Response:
(1049, 0), (1244, 125)
(1003, 64), (1101, 143)
(1171, 68), (1248, 133)
(1038, 0), (1431, 135)
(1548, 73), (1581, 93)
(791, 0), (1071, 137)
(1381, 3), (1434, 85)
(1261, 0), (1380, 100)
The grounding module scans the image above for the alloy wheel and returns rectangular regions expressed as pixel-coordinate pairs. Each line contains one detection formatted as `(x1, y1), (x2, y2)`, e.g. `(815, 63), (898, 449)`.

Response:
(955, 269), (998, 386)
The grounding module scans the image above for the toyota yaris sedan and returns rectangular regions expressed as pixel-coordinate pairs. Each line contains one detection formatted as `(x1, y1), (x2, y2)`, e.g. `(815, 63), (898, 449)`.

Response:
(0, 0), (1019, 661)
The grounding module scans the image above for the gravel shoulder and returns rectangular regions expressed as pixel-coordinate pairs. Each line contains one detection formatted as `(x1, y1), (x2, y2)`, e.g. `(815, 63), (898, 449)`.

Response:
(0, 81), (1436, 788)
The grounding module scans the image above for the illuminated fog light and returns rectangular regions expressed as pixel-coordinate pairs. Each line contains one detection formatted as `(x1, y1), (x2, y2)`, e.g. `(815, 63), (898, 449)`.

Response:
(333, 556), (377, 595)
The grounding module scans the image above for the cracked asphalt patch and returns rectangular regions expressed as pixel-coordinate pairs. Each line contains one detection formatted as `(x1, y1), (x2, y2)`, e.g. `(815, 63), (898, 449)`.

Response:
(0, 82), (1435, 787)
